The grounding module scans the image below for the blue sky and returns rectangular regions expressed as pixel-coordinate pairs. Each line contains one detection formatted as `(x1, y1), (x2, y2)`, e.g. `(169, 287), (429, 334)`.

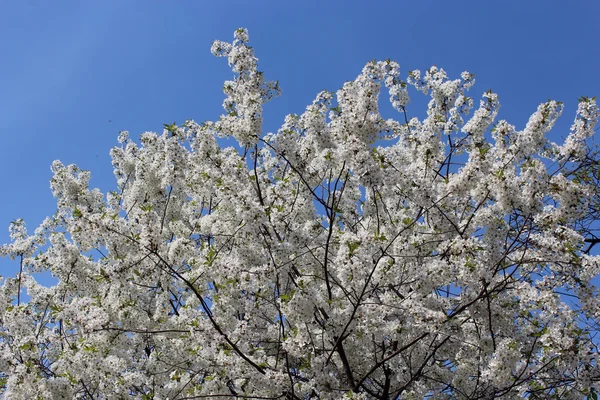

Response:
(1, 1), (599, 277)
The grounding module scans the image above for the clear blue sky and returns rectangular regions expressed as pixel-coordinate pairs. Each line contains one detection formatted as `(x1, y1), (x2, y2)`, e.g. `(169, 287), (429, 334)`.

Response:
(1, 1), (599, 277)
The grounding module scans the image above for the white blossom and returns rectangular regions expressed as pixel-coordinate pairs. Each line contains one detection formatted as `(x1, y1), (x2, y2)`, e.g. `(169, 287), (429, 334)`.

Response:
(0, 28), (599, 399)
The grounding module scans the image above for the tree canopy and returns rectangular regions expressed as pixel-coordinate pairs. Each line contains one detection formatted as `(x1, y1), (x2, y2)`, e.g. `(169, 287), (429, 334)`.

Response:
(1, 28), (600, 399)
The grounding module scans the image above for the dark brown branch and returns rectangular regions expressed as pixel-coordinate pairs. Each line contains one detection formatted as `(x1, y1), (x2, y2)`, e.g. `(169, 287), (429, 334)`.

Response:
(353, 332), (430, 392)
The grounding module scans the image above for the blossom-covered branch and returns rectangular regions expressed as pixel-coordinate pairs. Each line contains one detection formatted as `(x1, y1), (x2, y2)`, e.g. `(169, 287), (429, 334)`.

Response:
(1, 28), (599, 399)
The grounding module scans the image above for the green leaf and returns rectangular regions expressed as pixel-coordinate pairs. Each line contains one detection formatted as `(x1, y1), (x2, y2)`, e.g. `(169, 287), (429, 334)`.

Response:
(163, 122), (177, 134)
(139, 204), (154, 212)
(206, 246), (217, 266)
(329, 105), (342, 115)
(346, 240), (361, 256)
(19, 341), (34, 351)
(280, 290), (295, 303)
(83, 344), (98, 353)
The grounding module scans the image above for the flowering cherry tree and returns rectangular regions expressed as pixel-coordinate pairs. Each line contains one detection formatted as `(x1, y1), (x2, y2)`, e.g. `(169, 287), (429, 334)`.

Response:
(2, 28), (600, 399)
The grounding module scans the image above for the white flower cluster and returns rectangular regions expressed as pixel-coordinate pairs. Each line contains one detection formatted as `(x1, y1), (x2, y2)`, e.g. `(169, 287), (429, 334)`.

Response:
(1, 29), (599, 399)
